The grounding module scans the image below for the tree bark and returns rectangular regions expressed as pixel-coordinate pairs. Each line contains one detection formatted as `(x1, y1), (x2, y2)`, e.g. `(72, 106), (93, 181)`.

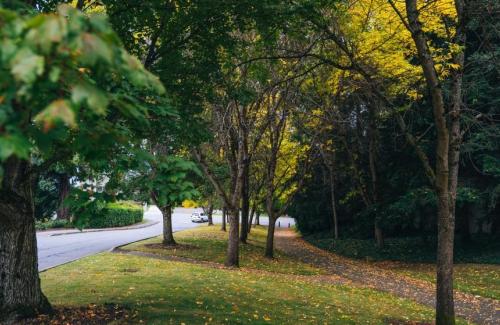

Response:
(240, 163), (250, 243)
(404, 1), (457, 323)
(265, 216), (277, 258)
(0, 157), (52, 322)
(56, 173), (71, 220)
(328, 167), (339, 240)
(221, 207), (227, 231)
(368, 101), (383, 248)
(225, 208), (240, 266)
(374, 222), (384, 248)
(247, 204), (256, 233)
(207, 204), (214, 226)
(160, 206), (176, 246)
(255, 211), (260, 225)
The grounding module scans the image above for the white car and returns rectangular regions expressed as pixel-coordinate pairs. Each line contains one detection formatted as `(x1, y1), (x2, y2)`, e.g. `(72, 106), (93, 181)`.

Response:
(191, 212), (208, 223)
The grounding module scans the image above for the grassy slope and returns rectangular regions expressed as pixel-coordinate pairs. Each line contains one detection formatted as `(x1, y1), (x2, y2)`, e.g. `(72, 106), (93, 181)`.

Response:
(307, 234), (500, 300)
(41, 253), (445, 324)
(123, 225), (324, 275)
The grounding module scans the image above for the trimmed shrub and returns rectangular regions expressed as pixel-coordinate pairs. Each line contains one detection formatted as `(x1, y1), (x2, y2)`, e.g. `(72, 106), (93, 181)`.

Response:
(88, 201), (143, 229)
(35, 219), (71, 231)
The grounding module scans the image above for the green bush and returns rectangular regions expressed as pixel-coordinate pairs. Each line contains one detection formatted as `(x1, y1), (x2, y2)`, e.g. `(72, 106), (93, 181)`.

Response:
(88, 201), (143, 228)
(36, 219), (71, 231)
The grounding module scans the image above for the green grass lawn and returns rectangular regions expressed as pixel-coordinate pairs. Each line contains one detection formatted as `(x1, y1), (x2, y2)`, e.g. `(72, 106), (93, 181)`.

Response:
(306, 233), (500, 300)
(122, 225), (324, 275)
(41, 253), (446, 325)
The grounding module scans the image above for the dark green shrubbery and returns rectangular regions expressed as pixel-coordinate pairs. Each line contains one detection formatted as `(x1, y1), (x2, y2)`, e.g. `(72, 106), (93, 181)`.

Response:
(88, 201), (143, 228)
(305, 232), (500, 264)
(35, 219), (71, 231)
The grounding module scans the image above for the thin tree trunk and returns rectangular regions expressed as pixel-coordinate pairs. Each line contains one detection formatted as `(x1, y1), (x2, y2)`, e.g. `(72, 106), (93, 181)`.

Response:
(405, 1), (456, 323)
(265, 216), (277, 258)
(255, 211), (260, 225)
(240, 163), (250, 242)
(374, 222), (384, 248)
(207, 204), (214, 226)
(56, 173), (71, 220)
(0, 158), (52, 322)
(225, 208), (239, 266)
(436, 184), (454, 325)
(221, 207), (227, 231)
(368, 102), (383, 248)
(161, 206), (176, 246)
(328, 168), (339, 240)
(247, 204), (255, 233)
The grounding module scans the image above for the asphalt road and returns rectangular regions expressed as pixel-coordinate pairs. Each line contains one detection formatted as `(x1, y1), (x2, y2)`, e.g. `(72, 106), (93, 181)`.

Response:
(37, 206), (295, 271)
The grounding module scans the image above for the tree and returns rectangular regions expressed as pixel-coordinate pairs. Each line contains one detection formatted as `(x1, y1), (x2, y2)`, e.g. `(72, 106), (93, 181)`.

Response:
(193, 99), (247, 266)
(129, 154), (199, 245)
(0, 5), (164, 321)
(387, 1), (466, 322)
(258, 80), (313, 258)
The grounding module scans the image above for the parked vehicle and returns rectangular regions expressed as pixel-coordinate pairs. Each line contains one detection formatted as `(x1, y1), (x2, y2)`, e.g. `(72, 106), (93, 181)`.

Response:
(191, 212), (208, 223)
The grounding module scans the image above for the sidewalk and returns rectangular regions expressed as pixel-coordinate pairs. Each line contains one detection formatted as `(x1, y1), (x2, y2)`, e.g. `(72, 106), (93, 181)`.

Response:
(274, 229), (500, 325)
(37, 218), (159, 237)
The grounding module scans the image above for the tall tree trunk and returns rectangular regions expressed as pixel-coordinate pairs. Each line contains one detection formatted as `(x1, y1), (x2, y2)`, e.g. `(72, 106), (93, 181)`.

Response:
(436, 180), (454, 325)
(247, 204), (256, 233)
(374, 222), (384, 248)
(225, 208), (239, 266)
(0, 158), (52, 322)
(221, 207), (227, 231)
(240, 163), (250, 242)
(265, 216), (277, 258)
(368, 102), (383, 248)
(404, 0), (460, 323)
(160, 206), (176, 246)
(328, 168), (339, 240)
(207, 204), (214, 226)
(56, 173), (71, 220)
(255, 211), (260, 225)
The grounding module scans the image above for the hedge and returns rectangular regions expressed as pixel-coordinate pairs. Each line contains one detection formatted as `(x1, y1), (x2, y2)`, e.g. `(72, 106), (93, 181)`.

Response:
(88, 201), (143, 229)
(35, 219), (71, 231)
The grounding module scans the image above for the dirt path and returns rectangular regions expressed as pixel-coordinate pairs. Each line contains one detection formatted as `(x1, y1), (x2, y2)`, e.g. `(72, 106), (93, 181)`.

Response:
(274, 229), (499, 325)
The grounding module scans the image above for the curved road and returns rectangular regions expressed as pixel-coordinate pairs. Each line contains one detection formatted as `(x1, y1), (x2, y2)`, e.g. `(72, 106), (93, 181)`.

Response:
(37, 206), (295, 271)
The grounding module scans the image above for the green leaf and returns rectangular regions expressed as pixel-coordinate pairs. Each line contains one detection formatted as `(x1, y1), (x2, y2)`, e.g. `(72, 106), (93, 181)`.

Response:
(80, 33), (113, 65)
(71, 83), (109, 115)
(10, 48), (44, 83)
(48, 67), (61, 82)
(35, 99), (76, 131)
(25, 15), (67, 54)
(120, 51), (165, 93)
(0, 134), (31, 161)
